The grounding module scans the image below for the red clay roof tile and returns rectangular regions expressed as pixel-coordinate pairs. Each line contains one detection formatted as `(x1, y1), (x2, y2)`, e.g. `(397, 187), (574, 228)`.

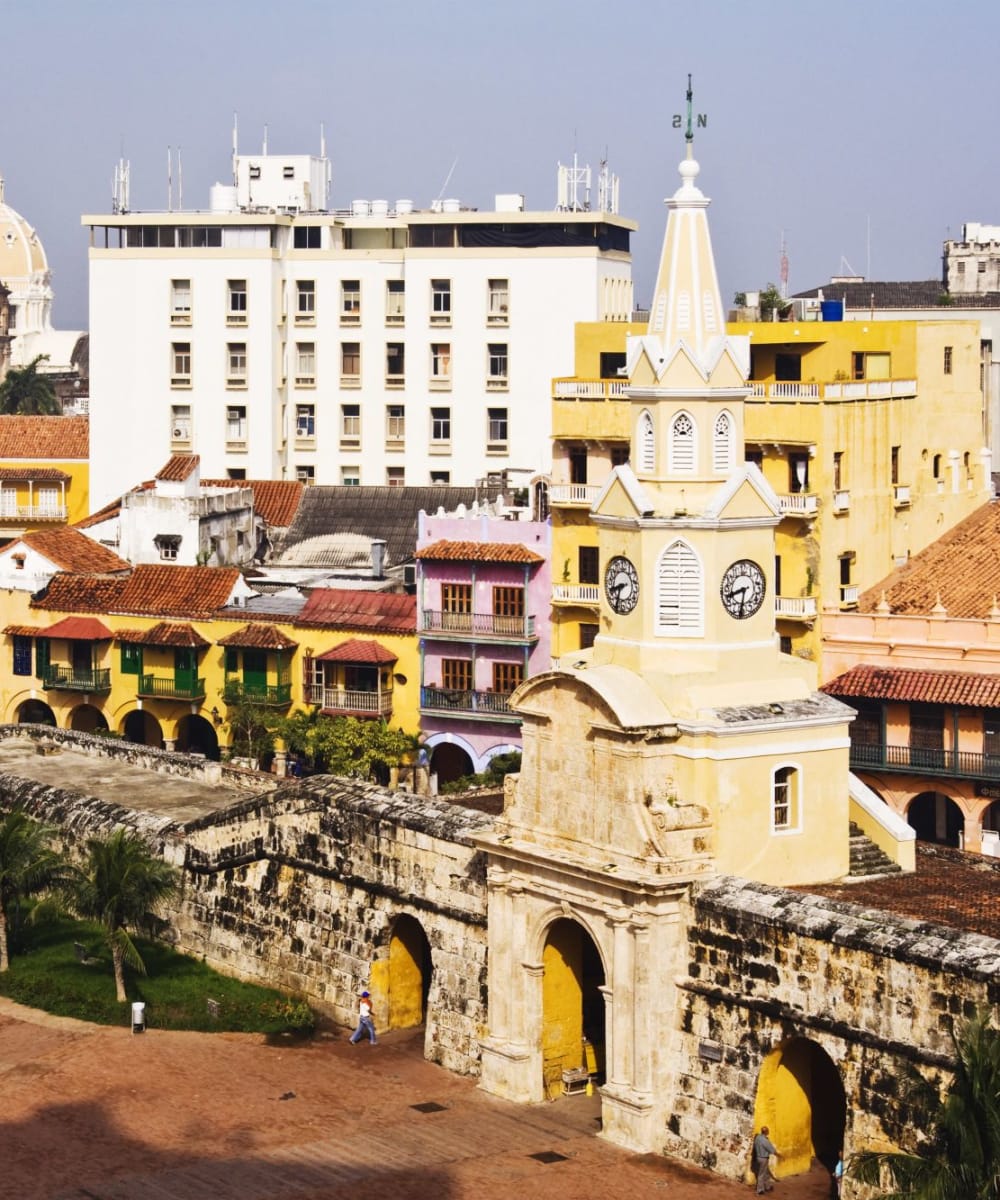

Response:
(0, 416), (88, 460)
(216, 624), (298, 650)
(33, 565), (240, 620)
(42, 616), (113, 641)
(314, 638), (397, 664)
(115, 622), (210, 648)
(297, 589), (415, 635)
(18, 528), (130, 574)
(203, 478), (304, 527)
(156, 454), (200, 482)
(415, 539), (544, 564)
(822, 664), (1000, 708)
(0, 467), (69, 481)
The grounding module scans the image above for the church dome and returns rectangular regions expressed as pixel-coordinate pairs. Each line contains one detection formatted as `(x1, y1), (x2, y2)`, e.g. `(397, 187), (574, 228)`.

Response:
(0, 178), (49, 284)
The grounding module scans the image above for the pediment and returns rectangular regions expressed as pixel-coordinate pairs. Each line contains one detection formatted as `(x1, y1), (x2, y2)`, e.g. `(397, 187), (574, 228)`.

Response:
(592, 464), (654, 519)
(704, 463), (781, 520)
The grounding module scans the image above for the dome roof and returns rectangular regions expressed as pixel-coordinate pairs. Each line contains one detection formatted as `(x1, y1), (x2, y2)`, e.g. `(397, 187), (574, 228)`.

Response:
(0, 178), (48, 283)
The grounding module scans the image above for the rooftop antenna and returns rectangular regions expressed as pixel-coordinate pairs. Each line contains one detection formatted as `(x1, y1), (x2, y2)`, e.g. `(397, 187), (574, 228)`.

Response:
(866, 214), (872, 282)
(320, 123), (331, 210)
(435, 155), (459, 203)
(263, 124), (269, 155)
(167, 145), (173, 212)
(320, 122), (326, 159)
(232, 112), (239, 187)
(112, 139), (130, 214)
(685, 73), (694, 157)
(177, 145), (183, 211)
(779, 231), (789, 299)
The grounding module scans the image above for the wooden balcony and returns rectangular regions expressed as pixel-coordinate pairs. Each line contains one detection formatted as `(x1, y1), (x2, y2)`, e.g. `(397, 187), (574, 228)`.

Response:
(41, 665), (111, 693)
(223, 679), (293, 707)
(552, 584), (600, 606)
(309, 687), (392, 719)
(137, 673), (206, 700)
(420, 686), (518, 723)
(851, 741), (1000, 783)
(549, 483), (602, 507)
(421, 610), (536, 641)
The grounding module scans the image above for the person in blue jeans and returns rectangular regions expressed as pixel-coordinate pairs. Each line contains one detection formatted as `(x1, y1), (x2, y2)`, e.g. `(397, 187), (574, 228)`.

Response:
(349, 991), (377, 1044)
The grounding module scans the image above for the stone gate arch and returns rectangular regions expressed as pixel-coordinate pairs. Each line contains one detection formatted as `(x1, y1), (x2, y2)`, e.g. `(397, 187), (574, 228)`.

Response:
(541, 916), (606, 1099)
(382, 913), (432, 1032)
(752, 1036), (846, 1179)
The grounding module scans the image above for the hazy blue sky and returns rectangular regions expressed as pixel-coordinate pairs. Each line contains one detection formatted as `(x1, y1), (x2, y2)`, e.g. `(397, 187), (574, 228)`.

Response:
(6, 0), (1000, 330)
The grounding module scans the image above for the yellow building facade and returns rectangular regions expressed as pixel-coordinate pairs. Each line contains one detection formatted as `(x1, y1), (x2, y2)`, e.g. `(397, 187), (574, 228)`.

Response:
(0, 415), (90, 537)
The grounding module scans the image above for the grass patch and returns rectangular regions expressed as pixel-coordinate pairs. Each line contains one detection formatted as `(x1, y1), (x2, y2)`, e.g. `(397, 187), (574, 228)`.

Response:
(0, 910), (315, 1034)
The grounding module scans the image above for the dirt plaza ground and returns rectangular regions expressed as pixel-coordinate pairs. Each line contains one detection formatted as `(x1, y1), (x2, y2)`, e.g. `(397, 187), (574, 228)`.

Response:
(0, 998), (839, 1200)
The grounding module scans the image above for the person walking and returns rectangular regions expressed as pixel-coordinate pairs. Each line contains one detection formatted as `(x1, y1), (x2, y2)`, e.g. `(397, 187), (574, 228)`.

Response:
(349, 990), (377, 1045)
(833, 1152), (844, 1197)
(752, 1126), (779, 1194)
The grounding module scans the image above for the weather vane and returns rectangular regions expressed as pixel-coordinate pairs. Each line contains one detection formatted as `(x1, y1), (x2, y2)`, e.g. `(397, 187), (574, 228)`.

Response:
(673, 75), (707, 144)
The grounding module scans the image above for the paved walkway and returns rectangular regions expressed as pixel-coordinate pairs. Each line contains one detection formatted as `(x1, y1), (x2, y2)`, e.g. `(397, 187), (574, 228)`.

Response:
(0, 999), (836, 1200)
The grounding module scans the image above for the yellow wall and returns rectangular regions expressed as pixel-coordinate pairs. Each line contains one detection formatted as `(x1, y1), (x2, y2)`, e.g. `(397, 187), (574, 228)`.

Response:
(0, 457), (89, 533)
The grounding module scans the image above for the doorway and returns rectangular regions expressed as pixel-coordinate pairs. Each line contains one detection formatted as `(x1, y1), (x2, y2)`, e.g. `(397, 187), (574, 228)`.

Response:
(753, 1037), (846, 1178)
(541, 918), (605, 1099)
(387, 914), (432, 1030)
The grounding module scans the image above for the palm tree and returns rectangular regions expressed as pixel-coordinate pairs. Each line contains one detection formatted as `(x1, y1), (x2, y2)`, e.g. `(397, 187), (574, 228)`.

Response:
(0, 355), (59, 414)
(850, 1008), (1000, 1198)
(68, 828), (179, 1002)
(0, 809), (66, 972)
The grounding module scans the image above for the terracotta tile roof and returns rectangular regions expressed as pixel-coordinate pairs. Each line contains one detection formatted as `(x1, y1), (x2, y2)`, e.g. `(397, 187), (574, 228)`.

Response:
(0, 466), (69, 481)
(297, 588), (416, 634)
(41, 616), (113, 641)
(33, 565), (240, 620)
(822, 664), (1000, 708)
(3, 624), (45, 637)
(858, 501), (1000, 617)
(156, 454), (200, 482)
(315, 638), (397, 665)
(216, 623), (298, 650)
(415, 539), (544, 564)
(801, 843), (1000, 941)
(0, 416), (88, 460)
(115, 622), (211, 648)
(203, 479), (304, 528)
(74, 482), (155, 530)
(18, 527), (130, 574)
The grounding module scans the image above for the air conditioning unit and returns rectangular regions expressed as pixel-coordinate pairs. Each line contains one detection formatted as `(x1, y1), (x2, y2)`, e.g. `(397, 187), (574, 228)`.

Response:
(172, 428), (186, 439)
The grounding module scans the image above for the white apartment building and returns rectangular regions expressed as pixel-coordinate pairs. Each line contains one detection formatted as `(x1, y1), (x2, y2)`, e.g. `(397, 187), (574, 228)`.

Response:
(84, 152), (636, 508)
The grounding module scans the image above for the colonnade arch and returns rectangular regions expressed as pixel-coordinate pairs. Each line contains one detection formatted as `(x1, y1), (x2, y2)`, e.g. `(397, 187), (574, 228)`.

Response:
(15, 699), (56, 726)
(68, 705), (108, 734)
(905, 790), (964, 847)
(122, 709), (163, 748)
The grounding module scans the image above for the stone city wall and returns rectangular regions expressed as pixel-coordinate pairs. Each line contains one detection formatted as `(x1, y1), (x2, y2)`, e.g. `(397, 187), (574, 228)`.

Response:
(665, 876), (1000, 1181)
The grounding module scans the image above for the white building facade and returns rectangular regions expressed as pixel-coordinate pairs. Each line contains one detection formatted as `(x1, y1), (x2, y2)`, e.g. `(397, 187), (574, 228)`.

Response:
(84, 154), (636, 508)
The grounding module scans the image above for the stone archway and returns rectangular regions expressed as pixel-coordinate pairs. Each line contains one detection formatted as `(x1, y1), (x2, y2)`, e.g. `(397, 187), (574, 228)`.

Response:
(753, 1037), (846, 1179)
(906, 790), (964, 847)
(175, 713), (220, 761)
(16, 699), (56, 726)
(69, 705), (108, 734)
(431, 741), (474, 786)
(122, 709), (163, 749)
(382, 914), (433, 1031)
(541, 918), (606, 1100)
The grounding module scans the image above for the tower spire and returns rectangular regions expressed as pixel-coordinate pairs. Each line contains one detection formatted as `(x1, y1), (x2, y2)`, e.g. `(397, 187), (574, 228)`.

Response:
(685, 73), (695, 157)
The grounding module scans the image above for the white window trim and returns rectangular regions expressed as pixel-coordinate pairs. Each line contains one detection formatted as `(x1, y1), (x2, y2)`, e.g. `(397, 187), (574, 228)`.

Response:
(638, 409), (655, 473)
(668, 410), (697, 474)
(655, 537), (703, 638)
(771, 762), (803, 834)
(713, 409), (734, 473)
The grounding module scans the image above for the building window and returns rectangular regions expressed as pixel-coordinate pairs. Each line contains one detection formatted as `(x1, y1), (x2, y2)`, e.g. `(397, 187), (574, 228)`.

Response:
(493, 661), (524, 694)
(227, 279), (247, 324)
(226, 342), (247, 386)
(790, 452), (810, 493)
(443, 582), (473, 614)
(295, 342), (316, 385)
(853, 351), (891, 380)
(386, 404), (405, 445)
(121, 643), (142, 675)
(656, 539), (703, 636)
(779, 635), (792, 655)
(341, 404), (361, 445)
(600, 351), (626, 379)
(944, 345), (953, 375)
(430, 407), (451, 445)
(430, 343), (451, 386)
(11, 554), (25, 571)
(295, 404), (315, 438)
(430, 470), (450, 485)
(341, 341), (360, 385)
(386, 342), (405, 385)
(772, 765), (799, 831)
(638, 409), (655, 473)
(493, 586), (525, 619)
(430, 279), (451, 324)
(12, 635), (32, 676)
(293, 226), (321, 249)
(891, 445), (901, 485)
(341, 280), (361, 324)
(833, 451), (844, 490)
(171, 405), (192, 442)
(611, 445), (630, 468)
(171, 342), (191, 387)
(487, 407), (508, 450)
(296, 465), (315, 485)
(957, 261), (966, 276)
(579, 545), (599, 585)
(170, 278), (191, 324)
(441, 658), (472, 691)
(154, 534), (181, 561)
(488, 278), (509, 325)
(386, 467), (405, 486)
(295, 280), (316, 323)
(668, 411), (696, 473)
(33, 637), (49, 678)
(933, 453), (942, 479)
(226, 405), (247, 443)
(713, 410), (734, 473)
(579, 623), (598, 650)
(386, 280), (405, 324)
(228, 468), (246, 480)
(979, 260), (987, 274)
(487, 343), (508, 388)
(341, 466), (360, 486)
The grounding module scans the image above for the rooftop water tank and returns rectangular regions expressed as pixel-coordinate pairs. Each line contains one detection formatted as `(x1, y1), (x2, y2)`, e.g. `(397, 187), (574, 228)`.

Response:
(209, 184), (239, 213)
(395, 198), (414, 215)
(351, 199), (370, 217)
(370, 199), (389, 217)
(442, 197), (461, 214)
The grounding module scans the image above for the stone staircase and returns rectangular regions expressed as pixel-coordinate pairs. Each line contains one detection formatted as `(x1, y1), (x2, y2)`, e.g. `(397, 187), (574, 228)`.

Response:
(848, 822), (904, 877)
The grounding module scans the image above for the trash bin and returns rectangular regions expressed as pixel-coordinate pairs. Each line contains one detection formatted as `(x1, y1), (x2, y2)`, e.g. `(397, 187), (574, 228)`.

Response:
(131, 1001), (146, 1034)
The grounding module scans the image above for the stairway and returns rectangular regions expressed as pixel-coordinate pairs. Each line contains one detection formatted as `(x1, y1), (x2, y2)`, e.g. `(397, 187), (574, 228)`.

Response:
(848, 823), (904, 877)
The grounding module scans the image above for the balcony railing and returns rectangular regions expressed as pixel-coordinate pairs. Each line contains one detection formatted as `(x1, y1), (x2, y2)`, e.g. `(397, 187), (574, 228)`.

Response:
(41, 665), (111, 693)
(309, 687), (392, 718)
(840, 584), (859, 609)
(750, 378), (917, 401)
(777, 492), (819, 517)
(0, 504), (68, 522)
(223, 679), (292, 707)
(552, 378), (630, 401)
(775, 596), (818, 619)
(422, 611), (536, 640)
(850, 741), (1000, 783)
(549, 483), (602, 506)
(420, 686), (517, 720)
(137, 673), (206, 700)
(552, 583), (600, 605)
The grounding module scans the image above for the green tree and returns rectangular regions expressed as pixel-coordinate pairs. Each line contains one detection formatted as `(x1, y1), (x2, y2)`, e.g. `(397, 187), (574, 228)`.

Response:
(0, 809), (67, 971)
(758, 284), (790, 322)
(277, 711), (419, 781)
(0, 355), (59, 414)
(850, 1008), (1000, 1198)
(223, 694), (277, 765)
(68, 828), (179, 1002)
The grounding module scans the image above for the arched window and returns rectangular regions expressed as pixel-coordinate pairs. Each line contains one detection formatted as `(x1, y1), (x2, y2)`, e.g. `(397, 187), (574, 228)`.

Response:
(656, 539), (703, 636)
(772, 764), (801, 832)
(637, 409), (655, 473)
(669, 411), (696, 474)
(713, 410), (734, 473)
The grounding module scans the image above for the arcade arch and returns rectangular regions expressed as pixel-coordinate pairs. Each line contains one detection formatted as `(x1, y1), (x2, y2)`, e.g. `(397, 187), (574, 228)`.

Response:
(69, 705), (108, 734)
(906, 790), (964, 847)
(428, 740), (474, 786)
(753, 1037), (846, 1179)
(541, 918), (606, 1098)
(174, 713), (220, 760)
(122, 709), (164, 749)
(15, 699), (55, 726)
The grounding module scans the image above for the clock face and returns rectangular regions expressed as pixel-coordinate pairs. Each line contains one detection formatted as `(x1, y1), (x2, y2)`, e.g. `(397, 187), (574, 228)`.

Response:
(720, 559), (766, 620)
(604, 555), (640, 615)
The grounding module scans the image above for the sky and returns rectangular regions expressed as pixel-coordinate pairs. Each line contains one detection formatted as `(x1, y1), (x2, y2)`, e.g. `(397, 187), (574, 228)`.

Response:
(6, 0), (1000, 331)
